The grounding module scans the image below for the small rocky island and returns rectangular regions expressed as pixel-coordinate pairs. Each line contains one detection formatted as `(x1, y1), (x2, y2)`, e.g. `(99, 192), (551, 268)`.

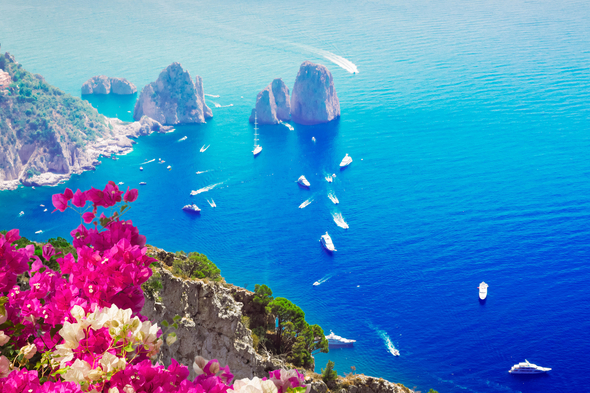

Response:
(81, 75), (137, 95)
(291, 61), (340, 125)
(249, 78), (291, 124)
(134, 62), (212, 125)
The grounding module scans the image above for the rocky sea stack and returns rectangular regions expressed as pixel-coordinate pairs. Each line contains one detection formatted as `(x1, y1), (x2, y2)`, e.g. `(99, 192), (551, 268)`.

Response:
(134, 62), (212, 125)
(249, 78), (291, 124)
(291, 61), (340, 125)
(81, 75), (137, 95)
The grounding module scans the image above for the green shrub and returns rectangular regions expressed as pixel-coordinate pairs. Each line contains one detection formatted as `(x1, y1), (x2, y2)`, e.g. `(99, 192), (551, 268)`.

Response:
(171, 252), (222, 281)
(321, 360), (338, 382)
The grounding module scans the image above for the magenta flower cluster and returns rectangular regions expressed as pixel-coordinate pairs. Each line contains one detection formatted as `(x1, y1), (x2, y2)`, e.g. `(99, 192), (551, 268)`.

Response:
(0, 182), (310, 393)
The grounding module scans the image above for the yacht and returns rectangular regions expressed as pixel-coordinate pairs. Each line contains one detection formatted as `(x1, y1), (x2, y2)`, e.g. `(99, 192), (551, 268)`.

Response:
(40, 204), (45, 207)
(509, 360), (551, 374)
(182, 204), (201, 212)
(167, 165), (172, 170)
(313, 281), (320, 286)
(18, 211), (24, 216)
(253, 111), (262, 156)
(118, 182), (124, 185)
(43, 209), (47, 212)
(297, 175), (311, 188)
(320, 232), (336, 252)
(139, 182), (147, 185)
(179, 136), (187, 141)
(325, 331), (355, 348)
(340, 154), (353, 168)
(35, 230), (43, 234)
(139, 167), (143, 171)
(479, 282), (488, 300)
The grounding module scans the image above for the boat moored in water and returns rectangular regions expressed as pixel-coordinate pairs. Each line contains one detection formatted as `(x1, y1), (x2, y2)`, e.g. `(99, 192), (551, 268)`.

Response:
(320, 232), (336, 252)
(297, 175), (311, 187)
(325, 331), (355, 348)
(139, 182), (147, 185)
(139, 167), (143, 171)
(509, 360), (551, 374)
(182, 204), (201, 212)
(340, 154), (352, 168)
(479, 282), (488, 300)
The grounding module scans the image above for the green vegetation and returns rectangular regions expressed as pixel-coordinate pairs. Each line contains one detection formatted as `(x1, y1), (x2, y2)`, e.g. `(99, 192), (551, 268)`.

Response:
(0, 52), (109, 153)
(428, 390), (439, 393)
(321, 360), (338, 382)
(170, 251), (222, 282)
(253, 284), (273, 306)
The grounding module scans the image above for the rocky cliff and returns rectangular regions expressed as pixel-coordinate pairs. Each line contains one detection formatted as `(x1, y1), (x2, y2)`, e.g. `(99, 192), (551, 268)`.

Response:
(308, 375), (415, 393)
(291, 61), (340, 125)
(81, 75), (137, 95)
(134, 62), (212, 125)
(249, 78), (291, 124)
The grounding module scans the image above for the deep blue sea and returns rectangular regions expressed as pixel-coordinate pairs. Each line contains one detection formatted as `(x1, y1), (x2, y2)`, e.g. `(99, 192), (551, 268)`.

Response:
(2, 0), (590, 391)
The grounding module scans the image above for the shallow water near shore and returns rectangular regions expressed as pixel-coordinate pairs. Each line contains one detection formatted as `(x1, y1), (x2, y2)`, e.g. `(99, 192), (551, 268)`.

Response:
(2, 0), (590, 392)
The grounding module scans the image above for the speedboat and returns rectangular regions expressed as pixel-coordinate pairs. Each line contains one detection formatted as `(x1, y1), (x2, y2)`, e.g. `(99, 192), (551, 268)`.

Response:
(325, 331), (355, 348)
(43, 209), (47, 212)
(340, 154), (352, 168)
(479, 282), (488, 300)
(179, 136), (187, 141)
(139, 167), (143, 171)
(325, 175), (333, 183)
(35, 230), (43, 234)
(313, 281), (320, 286)
(40, 204), (45, 207)
(200, 144), (210, 153)
(182, 204), (201, 212)
(167, 165), (172, 170)
(18, 211), (24, 216)
(320, 232), (336, 252)
(312, 137), (316, 142)
(392, 348), (400, 356)
(328, 193), (339, 205)
(139, 182), (147, 185)
(297, 176), (311, 188)
(118, 182), (124, 185)
(509, 360), (551, 374)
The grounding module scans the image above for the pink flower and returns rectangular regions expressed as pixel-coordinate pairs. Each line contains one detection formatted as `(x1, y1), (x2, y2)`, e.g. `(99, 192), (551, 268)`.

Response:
(72, 189), (87, 208)
(82, 212), (96, 224)
(43, 243), (56, 261)
(124, 187), (138, 203)
(52, 193), (70, 212)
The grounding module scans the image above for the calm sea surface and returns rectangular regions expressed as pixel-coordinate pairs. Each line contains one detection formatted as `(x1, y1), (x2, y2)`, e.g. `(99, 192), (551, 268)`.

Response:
(2, 1), (590, 391)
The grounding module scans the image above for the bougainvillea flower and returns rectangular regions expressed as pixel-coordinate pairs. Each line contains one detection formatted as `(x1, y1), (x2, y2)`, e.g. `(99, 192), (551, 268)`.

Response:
(72, 189), (87, 208)
(42, 243), (56, 261)
(123, 187), (138, 203)
(52, 193), (70, 212)
(82, 212), (96, 224)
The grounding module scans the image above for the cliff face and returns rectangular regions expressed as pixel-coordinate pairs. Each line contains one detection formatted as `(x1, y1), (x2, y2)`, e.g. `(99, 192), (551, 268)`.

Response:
(81, 76), (137, 95)
(0, 70), (11, 89)
(308, 375), (415, 393)
(249, 78), (291, 125)
(133, 62), (212, 125)
(141, 266), (285, 380)
(290, 61), (340, 125)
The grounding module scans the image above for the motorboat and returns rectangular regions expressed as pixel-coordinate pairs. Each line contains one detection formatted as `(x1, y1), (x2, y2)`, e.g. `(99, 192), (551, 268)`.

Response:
(139, 182), (147, 185)
(392, 348), (400, 356)
(325, 331), (355, 348)
(19, 211), (24, 216)
(40, 204), (45, 207)
(167, 165), (172, 170)
(297, 176), (311, 188)
(35, 230), (43, 234)
(200, 144), (210, 153)
(43, 209), (47, 212)
(118, 182), (124, 185)
(139, 167), (143, 171)
(325, 175), (333, 183)
(179, 136), (187, 141)
(312, 137), (316, 142)
(320, 232), (336, 252)
(509, 360), (551, 374)
(182, 204), (201, 212)
(328, 193), (339, 204)
(340, 154), (353, 168)
(253, 111), (262, 156)
(313, 281), (320, 286)
(479, 282), (488, 300)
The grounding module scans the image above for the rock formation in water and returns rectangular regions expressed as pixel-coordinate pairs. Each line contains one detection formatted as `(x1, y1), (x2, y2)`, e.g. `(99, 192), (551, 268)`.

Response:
(290, 61), (340, 125)
(81, 76), (137, 95)
(133, 62), (212, 125)
(249, 78), (291, 124)
(0, 51), (174, 190)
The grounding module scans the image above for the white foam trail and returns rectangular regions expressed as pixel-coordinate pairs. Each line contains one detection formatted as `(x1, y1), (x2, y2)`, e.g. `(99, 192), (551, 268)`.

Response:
(315, 273), (334, 285)
(190, 182), (222, 196)
(196, 170), (211, 175)
(279, 121), (294, 131)
(293, 43), (359, 74)
(200, 145), (210, 153)
(299, 198), (314, 209)
(332, 212), (349, 229)
(205, 94), (220, 98)
(207, 199), (217, 208)
(378, 330), (400, 357)
(178, 136), (187, 142)
(140, 158), (156, 165)
(328, 192), (339, 204)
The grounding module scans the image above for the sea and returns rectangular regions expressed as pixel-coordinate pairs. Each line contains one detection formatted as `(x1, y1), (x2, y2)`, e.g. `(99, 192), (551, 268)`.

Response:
(1, 0), (590, 392)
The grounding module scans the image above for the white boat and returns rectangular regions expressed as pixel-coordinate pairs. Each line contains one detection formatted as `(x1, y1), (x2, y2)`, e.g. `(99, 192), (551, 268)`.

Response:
(139, 167), (143, 171)
(312, 137), (316, 142)
(32, 186), (35, 189)
(328, 193), (339, 204)
(179, 136), (187, 141)
(167, 165), (172, 170)
(43, 209), (47, 212)
(297, 176), (310, 187)
(280, 121), (294, 131)
(479, 282), (488, 300)
(325, 331), (355, 348)
(253, 111), (262, 156)
(325, 175), (333, 183)
(40, 204), (45, 207)
(313, 281), (320, 286)
(182, 204), (201, 212)
(139, 182), (147, 185)
(35, 230), (43, 234)
(118, 182), (124, 185)
(392, 348), (400, 356)
(340, 154), (353, 168)
(509, 360), (551, 374)
(299, 199), (313, 209)
(320, 232), (336, 252)
(18, 211), (24, 216)
(200, 144), (210, 153)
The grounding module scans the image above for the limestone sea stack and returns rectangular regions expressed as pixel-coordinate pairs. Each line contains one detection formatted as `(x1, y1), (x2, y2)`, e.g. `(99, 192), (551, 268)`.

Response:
(133, 62), (212, 125)
(81, 76), (137, 95)
(249, 78), (291, 124)
(290, 61), (340, 125)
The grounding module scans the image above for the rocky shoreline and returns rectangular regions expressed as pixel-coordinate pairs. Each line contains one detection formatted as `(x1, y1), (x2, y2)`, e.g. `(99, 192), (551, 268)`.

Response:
(0, 116), (173, 191)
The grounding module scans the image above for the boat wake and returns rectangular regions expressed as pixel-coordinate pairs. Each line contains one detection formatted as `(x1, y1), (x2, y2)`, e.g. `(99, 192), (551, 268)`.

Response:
(328, 192), (339, 204)
(196, 170), (211, 175)
(205, 94), (220, 98)
(293, 43), (359, 74)
(378, 330), (400, 357)
(190, 182), (223, 196)
(314, 274), (333, 286)
(140, 158), (156, 165)
(278, 120), (294, 131)
(299, 197), (314, 209)
(207, 199), (217, 208)
(332, 212), (349, 229)
(200, 145), (210, 153)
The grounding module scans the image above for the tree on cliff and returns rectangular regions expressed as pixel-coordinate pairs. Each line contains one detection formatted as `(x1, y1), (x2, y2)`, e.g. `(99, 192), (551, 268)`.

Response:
(253, 284), (273, 306)
(268, 297), (306, 352)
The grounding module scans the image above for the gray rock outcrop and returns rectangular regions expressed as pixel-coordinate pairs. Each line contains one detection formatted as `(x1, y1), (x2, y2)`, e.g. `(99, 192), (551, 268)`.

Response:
(309, 376), (414, 393)
(0, 70), (11, 89)
(133, 62), (212, 125)
(290, 61), (340, 125)
(141, 264), (285, 380)
(249, 78), (291, 124)
(81, 76), (137, 95)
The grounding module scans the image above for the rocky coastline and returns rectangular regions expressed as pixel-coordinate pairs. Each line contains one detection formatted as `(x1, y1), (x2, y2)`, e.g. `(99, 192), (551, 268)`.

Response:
(81, 75), (137, 95)
(249, 78), (291, 125)
(291, 61), (340, 125)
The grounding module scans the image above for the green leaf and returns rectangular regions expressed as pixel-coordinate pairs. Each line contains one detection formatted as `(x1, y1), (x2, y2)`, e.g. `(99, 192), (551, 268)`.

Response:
(173, 315), (181, 322)
(161, 320), (169, 328)
(172, 323), (178, 329)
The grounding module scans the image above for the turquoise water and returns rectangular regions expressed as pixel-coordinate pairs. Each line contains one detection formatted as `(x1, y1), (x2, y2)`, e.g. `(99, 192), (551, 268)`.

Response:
(2, 1), (590, 391)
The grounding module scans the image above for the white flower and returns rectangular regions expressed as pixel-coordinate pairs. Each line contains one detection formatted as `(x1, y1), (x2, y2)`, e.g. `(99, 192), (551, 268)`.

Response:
(230, 377), (278, 393)
(108, 388), (120, 393)
(193, 356), (208, 375)
(59, 322), (85, 349)
(166, 332), (177, 346)
(100, 352), (127, 373)
(70, 305), (86, 323)
(0, 355), (11, 378)
(63, 359), (91, 384)
(123, 385), (136, 393)
(0, 331), (10, 346)
(52, 344), (74, 368)
(21, 343), (37, 359)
